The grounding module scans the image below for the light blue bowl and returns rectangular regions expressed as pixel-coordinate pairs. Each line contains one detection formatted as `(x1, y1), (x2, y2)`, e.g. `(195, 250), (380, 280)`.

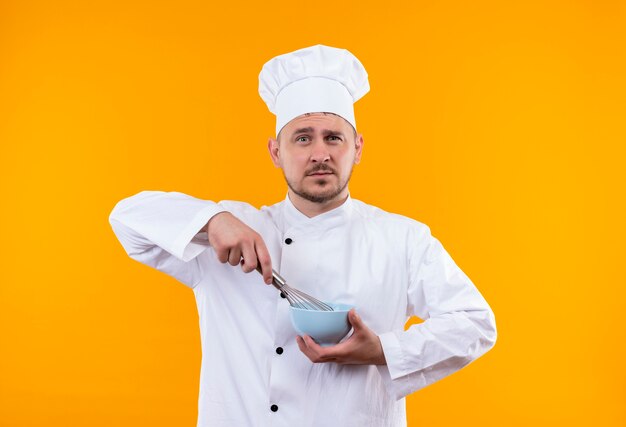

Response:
(290, 303), (354, 347)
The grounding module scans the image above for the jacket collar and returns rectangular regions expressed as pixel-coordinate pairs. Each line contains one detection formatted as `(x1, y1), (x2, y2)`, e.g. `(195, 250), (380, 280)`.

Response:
(282, 192), (354, 231)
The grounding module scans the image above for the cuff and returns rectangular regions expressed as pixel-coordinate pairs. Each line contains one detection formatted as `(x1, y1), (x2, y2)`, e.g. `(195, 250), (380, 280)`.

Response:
(378, 330), (406, 381)
(172, 204), (226, 261)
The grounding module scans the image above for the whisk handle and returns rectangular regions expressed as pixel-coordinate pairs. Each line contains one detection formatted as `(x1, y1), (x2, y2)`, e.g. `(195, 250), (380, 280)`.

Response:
(255, 265), (287, 291)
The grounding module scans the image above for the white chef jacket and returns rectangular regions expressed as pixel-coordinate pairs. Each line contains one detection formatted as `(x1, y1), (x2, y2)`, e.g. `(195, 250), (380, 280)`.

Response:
(108, 190), (497, 427)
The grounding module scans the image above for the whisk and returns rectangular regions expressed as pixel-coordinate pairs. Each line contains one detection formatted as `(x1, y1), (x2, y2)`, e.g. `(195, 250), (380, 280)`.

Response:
(256, 266), (334, 311)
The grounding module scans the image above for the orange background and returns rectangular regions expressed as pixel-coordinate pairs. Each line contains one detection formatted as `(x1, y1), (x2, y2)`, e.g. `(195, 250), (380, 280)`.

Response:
(1, 0), (625, 425)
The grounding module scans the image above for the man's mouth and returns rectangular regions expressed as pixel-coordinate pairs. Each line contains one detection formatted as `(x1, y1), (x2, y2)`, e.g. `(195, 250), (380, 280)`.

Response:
(307, 167), (335, 176)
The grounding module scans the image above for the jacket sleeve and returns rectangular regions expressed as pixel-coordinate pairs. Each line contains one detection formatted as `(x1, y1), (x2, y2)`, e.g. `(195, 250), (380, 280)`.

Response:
(108, 190), (226, 288)
(377, 225), (497, 400)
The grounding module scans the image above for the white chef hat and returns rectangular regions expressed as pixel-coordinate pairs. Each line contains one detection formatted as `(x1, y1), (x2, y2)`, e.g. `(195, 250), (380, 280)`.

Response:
(258, 44), (370, 136)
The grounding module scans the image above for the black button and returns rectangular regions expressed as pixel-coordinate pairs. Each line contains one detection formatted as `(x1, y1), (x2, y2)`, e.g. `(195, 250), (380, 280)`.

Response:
(280, 292), (286, 299)
(276, 347), (283, 355)
(284, 238), (293, 245)
(270, 404), (278, 412)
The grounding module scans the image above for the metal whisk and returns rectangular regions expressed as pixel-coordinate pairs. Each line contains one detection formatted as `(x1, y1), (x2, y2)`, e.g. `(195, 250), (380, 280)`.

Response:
(257, 267), (334, 311)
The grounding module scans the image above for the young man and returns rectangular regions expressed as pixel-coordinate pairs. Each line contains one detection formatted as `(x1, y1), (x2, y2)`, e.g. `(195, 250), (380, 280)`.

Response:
(109, 44), (496, 427)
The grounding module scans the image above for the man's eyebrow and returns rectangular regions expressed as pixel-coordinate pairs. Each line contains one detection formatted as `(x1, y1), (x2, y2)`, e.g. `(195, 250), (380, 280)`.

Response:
(292, 127), (345, 136)
(292, 127), (315, 135)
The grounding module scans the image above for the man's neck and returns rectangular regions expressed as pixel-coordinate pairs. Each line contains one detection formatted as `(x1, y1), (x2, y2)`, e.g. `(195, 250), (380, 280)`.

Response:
(288, 189), (349, 218)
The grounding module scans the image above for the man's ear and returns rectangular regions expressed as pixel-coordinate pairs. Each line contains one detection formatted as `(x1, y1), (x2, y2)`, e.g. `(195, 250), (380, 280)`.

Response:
(354, 134), (364, 164)
(268, 137), (281, 168)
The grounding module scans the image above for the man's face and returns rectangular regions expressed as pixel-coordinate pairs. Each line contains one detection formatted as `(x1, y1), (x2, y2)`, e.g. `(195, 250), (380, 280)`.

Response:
(268, 112), (364, 204)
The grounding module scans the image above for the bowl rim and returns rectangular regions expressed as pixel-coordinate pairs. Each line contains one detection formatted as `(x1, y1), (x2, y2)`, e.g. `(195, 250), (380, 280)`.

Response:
(289, 303), (354, 313)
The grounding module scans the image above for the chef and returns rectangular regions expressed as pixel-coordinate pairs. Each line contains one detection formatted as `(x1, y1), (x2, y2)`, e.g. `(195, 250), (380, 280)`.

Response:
(109, 44), (497, 427)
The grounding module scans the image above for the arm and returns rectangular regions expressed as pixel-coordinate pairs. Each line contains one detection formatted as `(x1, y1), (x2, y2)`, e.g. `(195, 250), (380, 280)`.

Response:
(377, 226), (497, 400)
(294, 225), (496, 397)
(109, 191), (273, 288)
(108, 191), (226, 288)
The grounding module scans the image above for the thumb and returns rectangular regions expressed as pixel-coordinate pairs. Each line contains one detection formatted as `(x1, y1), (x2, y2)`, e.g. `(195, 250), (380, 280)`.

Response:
(349, 309), (363, 330)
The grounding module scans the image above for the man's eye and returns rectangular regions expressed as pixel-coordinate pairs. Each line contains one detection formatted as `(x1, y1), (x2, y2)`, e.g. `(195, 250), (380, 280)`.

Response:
(328, 136), (341, 141)
(296, 136), (309, 142)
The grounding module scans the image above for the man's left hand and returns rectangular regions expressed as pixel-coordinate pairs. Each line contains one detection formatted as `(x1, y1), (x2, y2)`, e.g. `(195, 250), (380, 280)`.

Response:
(296, 309), (387, 365)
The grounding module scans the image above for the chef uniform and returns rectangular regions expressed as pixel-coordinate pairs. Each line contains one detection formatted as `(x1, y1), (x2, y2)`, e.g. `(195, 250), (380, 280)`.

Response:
(109, 45), (497, 427)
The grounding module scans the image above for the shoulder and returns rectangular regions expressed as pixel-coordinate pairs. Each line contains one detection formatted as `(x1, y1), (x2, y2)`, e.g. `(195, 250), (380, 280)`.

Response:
(351, 199), (436, 263)
(351, 198), (431, 236)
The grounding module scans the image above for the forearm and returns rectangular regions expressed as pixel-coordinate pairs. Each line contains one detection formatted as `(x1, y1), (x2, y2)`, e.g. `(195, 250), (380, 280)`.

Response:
(109, 190), (225, 261)
(198, 211), (229, 234)
(108, 190), (228, 288)
(379, 307), (496, 399)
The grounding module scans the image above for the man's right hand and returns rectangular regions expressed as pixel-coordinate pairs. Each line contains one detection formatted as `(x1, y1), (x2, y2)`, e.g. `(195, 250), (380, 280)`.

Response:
(204, 212), (273, 284)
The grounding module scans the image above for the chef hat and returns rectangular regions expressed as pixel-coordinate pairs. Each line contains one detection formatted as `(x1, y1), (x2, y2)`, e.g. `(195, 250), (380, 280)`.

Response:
(258, 44), (370, 136)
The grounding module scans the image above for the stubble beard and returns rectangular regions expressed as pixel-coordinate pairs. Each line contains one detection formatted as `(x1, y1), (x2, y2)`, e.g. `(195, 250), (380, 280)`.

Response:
(285, 168), (353, 204)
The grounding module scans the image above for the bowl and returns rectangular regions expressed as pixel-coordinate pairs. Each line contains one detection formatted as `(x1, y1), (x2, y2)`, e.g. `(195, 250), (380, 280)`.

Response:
(290, 303), (354, 347)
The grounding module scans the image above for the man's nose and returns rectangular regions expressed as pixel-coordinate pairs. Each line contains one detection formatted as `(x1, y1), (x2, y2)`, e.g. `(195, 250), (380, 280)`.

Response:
(310, 139), (330, 163)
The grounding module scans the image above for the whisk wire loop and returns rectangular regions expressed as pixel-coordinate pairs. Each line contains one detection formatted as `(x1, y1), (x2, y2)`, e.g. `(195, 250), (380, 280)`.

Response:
(265, 268), (334, 311)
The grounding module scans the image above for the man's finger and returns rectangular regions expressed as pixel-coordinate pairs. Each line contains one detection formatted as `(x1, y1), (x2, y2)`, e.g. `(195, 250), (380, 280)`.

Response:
(302, 335), (326, 357)
(227, 247), (242, 266)
(301, 335), (326, 363)
(254, 239), (273, 284)
(296, 336), (307, 352)
(296, 336), (315, 362)
(215, 247), (229, 264)
(323, 340), (349, 359)
(240, 243), (257, 273)
(303, 335), (344, 363)
(348, 309), (363, 331)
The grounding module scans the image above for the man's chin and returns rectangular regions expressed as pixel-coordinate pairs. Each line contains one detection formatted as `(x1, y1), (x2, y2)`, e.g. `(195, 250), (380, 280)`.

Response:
(306, 184), (340, 197)
(286, 174), (350, 204)
(293, 186), (343, 204)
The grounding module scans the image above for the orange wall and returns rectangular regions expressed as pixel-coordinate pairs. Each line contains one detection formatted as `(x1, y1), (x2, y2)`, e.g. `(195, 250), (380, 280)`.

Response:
(1, 1), (624, 425)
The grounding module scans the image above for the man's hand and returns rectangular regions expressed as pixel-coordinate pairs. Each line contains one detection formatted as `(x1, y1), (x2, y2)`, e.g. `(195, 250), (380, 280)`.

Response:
(296, 309), (387, 365)
(204, 212), (273, 284)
